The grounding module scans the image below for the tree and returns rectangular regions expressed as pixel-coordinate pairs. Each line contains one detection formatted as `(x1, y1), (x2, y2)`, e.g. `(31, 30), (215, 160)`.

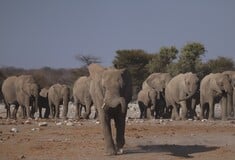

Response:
(75, 54), (101, 66)
(178, 42), (206, 73)
(147, 46), (178, 73)
(113, 49), (152, 88)
(205, 56), (235, 73)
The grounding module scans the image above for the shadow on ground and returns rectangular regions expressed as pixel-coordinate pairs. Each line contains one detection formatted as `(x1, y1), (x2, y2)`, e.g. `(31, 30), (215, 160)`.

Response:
(126, 144), (219, 158)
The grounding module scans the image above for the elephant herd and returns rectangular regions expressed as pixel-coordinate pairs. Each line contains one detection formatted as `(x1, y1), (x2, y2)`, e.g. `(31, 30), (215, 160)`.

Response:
(137, 71), (235, 121)
(1, 64), (132, 155)
(1, 64), (234, 155)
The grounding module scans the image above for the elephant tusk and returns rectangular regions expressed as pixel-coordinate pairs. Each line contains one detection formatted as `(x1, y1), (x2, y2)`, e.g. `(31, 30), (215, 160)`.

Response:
(101, 103), (106, 109)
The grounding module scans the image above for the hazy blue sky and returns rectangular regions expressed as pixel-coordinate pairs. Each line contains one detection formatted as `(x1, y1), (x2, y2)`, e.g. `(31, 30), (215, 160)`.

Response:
(0, 0), (235, 69)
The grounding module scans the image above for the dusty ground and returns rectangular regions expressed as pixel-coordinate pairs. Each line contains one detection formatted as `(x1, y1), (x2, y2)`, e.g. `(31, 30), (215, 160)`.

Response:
(0, 104), (235, 160)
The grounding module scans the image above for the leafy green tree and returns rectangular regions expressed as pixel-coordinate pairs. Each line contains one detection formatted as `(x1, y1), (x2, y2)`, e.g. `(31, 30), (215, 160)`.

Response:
(113, 49), (152, 87)
(205, 56), (235, 73)
(147, 46), (178, 73)
(178, 42), (206, 73)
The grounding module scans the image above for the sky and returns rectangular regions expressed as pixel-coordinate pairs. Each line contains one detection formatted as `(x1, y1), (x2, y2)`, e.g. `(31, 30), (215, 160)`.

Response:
(0, 0), (235, 69)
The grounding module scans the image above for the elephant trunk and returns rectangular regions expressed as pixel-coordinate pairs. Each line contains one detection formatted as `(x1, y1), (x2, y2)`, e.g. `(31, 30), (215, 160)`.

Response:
(179, 91), (196, 102)
(34, 95), (38, 112)
(62, 96), (69, 118)
(102, 96), (127, 114)
(227, 92), (233, 117)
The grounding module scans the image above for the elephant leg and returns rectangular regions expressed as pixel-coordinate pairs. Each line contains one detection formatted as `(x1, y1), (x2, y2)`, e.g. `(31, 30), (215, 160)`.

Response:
(221, 96), (227, 121)
(114, 112), (126, 154)
(49, 101), (54, 119)
(99, 108), (116, 155)
(208, 100), (215, 120)
(62, 105), (68, 120)
(75, 102), (81, 120)
(200, 103), (205, 119)
(39, 106), (42, 118)
(146, 107), (154, 119)
(55, 105), (60, 119)
(5, 103), (11, 119)
(83, 101), (92, 119)
(93, 107), (98, 119)
(179, 101), (187, 120)
(138, 101), (144, 119)
(171, 104), (180, 120)
(12, 105), (20, 119)
(44, 107), (50, 118)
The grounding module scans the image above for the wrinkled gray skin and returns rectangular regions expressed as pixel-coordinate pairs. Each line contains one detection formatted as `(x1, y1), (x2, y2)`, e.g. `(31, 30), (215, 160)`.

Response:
(200, 73), (233, 120)
(222, 71), (235, 117)
(48, 84), (70, 119)
(38, 88), (50, 118)
(1, 75), (39, 119)
(165, 73), (199, 120)
(88, 64), (132, 156)
(142, 73), (172, 118)
(137, 88), (157, 119)
(73, 76), (94, 120)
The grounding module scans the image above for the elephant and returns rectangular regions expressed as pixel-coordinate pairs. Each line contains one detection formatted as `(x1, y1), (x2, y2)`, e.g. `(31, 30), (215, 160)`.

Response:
(88, 63), (132, 155)
(1, 75), (39, 119)
(48, 83), (70, 119)
(142, 73), (172, 118)
(38, 88), (50, 118)
(200, 73), (233, 120)
(137, 88), (158, 119)
(222, 71), (235, 117)
(73, 76), (95, 120)
(187, 90), (200, 119)
(165, 72), (199, 120)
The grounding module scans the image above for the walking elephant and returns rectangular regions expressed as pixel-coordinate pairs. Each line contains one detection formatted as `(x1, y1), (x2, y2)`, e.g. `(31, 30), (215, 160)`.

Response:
(142, 73), (172, 118)
(48, 84), (70, 119)
(222, 71), (235, 117)
(38, 88), (50, 118)
(73, 76), (95, 120)
(137, 88), (158, 119)
(165, 72), (199, 120)
(200, 73), (233, 120)
(1, 75), (39, 119)
(88, 63), (132, 155)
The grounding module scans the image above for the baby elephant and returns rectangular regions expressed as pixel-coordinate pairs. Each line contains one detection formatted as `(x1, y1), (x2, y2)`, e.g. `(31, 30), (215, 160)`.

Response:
(137, 88), (158, 119)
(48, 84), (70, 119)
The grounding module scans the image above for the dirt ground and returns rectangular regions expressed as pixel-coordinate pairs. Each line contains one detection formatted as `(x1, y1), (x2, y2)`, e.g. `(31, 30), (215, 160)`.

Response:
(0, 105), (235, 160)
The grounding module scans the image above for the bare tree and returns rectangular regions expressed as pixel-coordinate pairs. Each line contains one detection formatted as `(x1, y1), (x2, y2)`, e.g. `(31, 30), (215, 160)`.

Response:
(75, 54), (101, 66)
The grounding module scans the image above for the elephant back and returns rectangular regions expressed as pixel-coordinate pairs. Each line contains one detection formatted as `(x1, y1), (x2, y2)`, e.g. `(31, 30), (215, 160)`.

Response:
(15, 75), (36, 93)
(73, 76), (91, 103)
(1, 76), (18, 103)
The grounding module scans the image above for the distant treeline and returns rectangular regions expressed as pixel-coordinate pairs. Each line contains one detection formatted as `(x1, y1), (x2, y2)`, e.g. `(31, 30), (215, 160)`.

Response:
(0, 42), (234, 91)
(0, 66), (89, 89)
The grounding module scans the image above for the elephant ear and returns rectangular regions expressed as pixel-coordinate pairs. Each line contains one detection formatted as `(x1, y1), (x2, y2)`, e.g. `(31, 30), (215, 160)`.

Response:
(40, 88), (48, 97)
(22, 83), (32, 96)
(145, 75), (156, 88)
(88, 63), (105, 80)
(209, 78), (222, 93)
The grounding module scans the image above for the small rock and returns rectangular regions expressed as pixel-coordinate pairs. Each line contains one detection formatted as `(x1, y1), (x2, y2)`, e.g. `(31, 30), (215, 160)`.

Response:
(66, 122), (74, 126)
(38, 122), (48, 126)
(201, 119), (207, 122)
(24, 120), (31, 124)
(95, 121), (100, 124)
(31, 128), (40, 131)
(10, 128), (18, 133)
(56, 122), (63, 126)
